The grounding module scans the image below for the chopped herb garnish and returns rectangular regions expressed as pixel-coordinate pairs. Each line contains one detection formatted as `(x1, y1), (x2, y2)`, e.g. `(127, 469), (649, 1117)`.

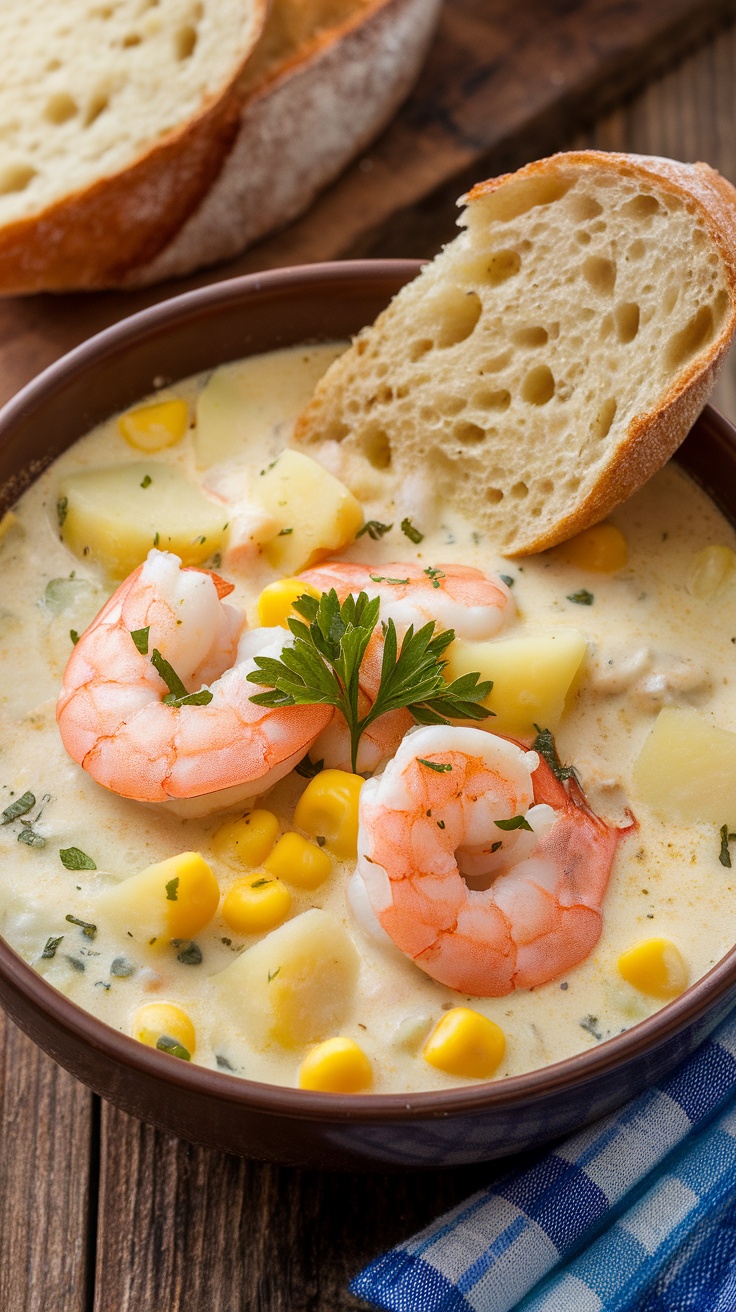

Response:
(56, 497), (68, 528)
(295, 755), (324, 779)
(567, 589), (594, 606)
(356, 520), (393, 540)
(251, 877), (272, 889)
(70, 629), (79, 645)
(130, 626), (150, 655)
(153, 532), (160, 547)
(494, 815), (533, 832)
(41, 935), (63, 959)
(210, 553), (222, 569)
(491, 841), (503, 853)
(424, 566), (445, 589)
(216, 1053), (236, 1071)
(436, 819), (446, 829)
(315, 836), (326, 847)
(532, 725), (577, 783)
(277, 527), (293, 536)
(65, 914), (97, 939)
(417, 759), (452, 773)
(110, 956), (135, 978)
(401, 518), (424, 544)
(580, 1015), (602, 1041)
(267, 967), (281, 983)
(247, 588), (492, 772)
(221, 937), (232, 946)
(2, 791), (35, 824)
(176, 941), (202, 966)
(60, 847), (96, 871)
(140, 474), (152, 489)
(95, 981), (111, 991)
(156, 1035), (191, 1061)
(369, 575), (410, 586)
(719, 824), (736, 868)
(500, 574), (514, 588)
(66, 956), (86, 973)
(151, 648), (213, 707)
(165, 876), (179, 901)
(18, 827), (46, 848)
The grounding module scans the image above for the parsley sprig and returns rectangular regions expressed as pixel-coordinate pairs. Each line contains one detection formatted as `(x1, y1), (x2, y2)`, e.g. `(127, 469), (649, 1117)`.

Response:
(247, 589), (493, 772)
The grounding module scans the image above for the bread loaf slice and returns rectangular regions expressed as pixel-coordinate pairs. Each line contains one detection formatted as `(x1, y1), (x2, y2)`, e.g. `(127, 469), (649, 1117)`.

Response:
(294, 151), (736, 555)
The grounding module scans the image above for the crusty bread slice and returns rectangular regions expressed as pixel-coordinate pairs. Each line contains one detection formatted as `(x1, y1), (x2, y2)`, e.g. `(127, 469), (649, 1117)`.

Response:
(294, 151), (736, 556)
(0, 0), (267, 292)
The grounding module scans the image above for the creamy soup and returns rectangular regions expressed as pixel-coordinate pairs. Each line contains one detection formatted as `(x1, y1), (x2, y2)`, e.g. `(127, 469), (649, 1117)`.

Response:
(0, 342), (735, 1094)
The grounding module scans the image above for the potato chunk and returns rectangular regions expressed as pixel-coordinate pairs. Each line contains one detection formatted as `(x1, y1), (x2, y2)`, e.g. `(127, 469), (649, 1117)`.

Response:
(253, 450), (363, 573)
(214, 908), (358, 1049)
(445, 631), (587, 738)
(96, 852), (220, 948)
(58, 463), (229, 578)
(633, 706), (736, 824)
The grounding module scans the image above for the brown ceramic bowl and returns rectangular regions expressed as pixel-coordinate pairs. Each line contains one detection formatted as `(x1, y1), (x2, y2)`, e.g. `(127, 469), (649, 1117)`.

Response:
(0, 261), (735, 1170)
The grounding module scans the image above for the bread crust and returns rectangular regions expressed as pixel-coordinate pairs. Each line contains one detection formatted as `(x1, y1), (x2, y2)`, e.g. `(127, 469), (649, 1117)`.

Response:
(467, 151), (736, 554)
(0, 0), (269, 294)
(124, 0), (442, 287)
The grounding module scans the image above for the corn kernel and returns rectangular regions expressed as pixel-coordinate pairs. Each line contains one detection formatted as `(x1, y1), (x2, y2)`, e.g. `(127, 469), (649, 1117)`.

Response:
(617, 937), (688, 999)
(118, 399), (189, 452)
(298, 1036), (373, 1092)
(0, 510), (17, 544)
(222, 872), (292, 935)
(257, 578), (320, 629)
(293, 769), (364, 860)
(264, 832), (331, 890)
(423, 1008), (505, 1079)
(560, 523), (628, 572)
(687, 545), (736, 600)
(212, 809), (279, 870)
(133, 1002), (195, 1058)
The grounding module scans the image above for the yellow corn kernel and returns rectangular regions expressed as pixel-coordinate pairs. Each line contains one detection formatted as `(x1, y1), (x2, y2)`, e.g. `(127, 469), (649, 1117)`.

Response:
(293, 769), (364, 860)
(264, 832), (331, 890)
(257, 578), (320, 629)
(212, 809), (279, 870)
(298, 1036), (373, 1092)
(617, 938), (688, 999)
(687, 545), (736, 599)
(222, 872), (292, 935)
(560, 523), (628, 572)
(423, 1008), (505, 1080)
(118, 399), (189, 452)
(133, 1002), (195, 1058)
(0, 510), (17, 544)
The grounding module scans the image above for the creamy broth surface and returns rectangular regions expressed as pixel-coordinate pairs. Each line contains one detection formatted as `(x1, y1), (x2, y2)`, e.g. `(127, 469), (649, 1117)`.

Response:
(0, 341), (735, 1093)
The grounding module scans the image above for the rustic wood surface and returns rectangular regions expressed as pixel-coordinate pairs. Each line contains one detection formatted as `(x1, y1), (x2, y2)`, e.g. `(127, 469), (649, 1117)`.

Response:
(4, 2), (736, 1308)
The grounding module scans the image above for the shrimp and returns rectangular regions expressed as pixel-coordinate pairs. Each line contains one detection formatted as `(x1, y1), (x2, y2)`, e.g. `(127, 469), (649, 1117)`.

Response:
(353, 725), (629, 996)
(56, 550), (332, 815)
(299, 562), (514, 773)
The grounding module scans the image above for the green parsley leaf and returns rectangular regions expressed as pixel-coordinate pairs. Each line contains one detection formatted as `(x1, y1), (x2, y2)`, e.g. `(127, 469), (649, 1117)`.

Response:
(494, 815), (533, 831)
(277, 527), (293, 536)
(65, 914), (97, 939)
(247, 588), (492, 772)
(268, 967), (281, 983)
(251, 877), (273, 889)
(151, 648), (213, 708)
(567, 589), (594, 606)
(295, 755), (324, 779)
(156, 1035), (191, 1060)
(153, 532), (160, 547)
(719, 824), (736, 868)
(417, 759), (452, 773)
(491, 840), (503, 853)
(532, 725), (577, 782)
(57, 497), (68, 529)
(70, 629), (79, 645)
(60, 847), (96, 871)
(66, 956), (85, 973)
(165, 876), (179, 901)
(401, 518), (424, 544)
(18, 827), (45, 848)
(499, 574), (514, 587)
(424, 566), (445, 590)
(140, 474), (152, 489)
(176, 941), (202, 965)
(370, 574), (410, 585)
(356, 520), (393, 541)
(2, 791), (35, 824)
(110, 956), (135, 978)
(41, 935), (63, 959)
(130, 626), (150, 655)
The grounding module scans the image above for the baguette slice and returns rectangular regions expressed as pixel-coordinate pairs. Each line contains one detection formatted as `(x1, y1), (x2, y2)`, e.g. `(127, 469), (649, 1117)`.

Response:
(0, 0), (267, 293)
(294, 151), (736, 555)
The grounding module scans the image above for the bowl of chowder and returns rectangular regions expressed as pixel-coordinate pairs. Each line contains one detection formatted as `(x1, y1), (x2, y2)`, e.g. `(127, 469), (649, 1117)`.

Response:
(0, 261), (735, 1170)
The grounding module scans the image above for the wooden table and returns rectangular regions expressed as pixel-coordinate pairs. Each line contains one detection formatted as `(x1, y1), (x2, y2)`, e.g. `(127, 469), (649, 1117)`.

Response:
(4, 3), (736, 1307)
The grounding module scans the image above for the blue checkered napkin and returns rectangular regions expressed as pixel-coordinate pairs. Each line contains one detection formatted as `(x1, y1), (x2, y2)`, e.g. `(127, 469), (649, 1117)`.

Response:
(352, 1012), (736, 1312)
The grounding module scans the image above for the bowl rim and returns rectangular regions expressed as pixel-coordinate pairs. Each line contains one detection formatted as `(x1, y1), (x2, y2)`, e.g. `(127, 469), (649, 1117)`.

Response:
(1, 258), (735, 1123)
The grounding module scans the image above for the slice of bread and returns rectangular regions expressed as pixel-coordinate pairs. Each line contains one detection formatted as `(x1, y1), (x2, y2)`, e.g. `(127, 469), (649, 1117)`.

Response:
(294, 151), (736, 555)
(0, 0), (267, 291)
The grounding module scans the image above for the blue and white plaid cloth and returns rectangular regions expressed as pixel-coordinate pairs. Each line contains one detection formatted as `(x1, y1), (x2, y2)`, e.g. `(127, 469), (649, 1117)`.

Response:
(352, 1012), (736, 1312)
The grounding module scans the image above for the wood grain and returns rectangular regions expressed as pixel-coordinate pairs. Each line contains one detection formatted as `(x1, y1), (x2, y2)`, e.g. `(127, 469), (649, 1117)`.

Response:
(0, 1015), (94, 1312)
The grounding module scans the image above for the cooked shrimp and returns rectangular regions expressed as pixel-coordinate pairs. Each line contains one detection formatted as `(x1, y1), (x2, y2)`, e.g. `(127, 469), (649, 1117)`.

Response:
(56, 550), (332, 814)
(353, 725), (628, 995)
(300, 561), (513, 772)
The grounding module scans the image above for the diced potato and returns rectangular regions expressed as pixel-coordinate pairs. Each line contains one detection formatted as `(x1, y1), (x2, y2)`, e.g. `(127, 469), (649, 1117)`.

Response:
(193, 349), (345, 468)
(558, 523), (628, 572)
(214, 908), (358, 1049)
(445, 631), (588, 738)
(687, 545), (736, 599)
(97, 852), (220, 948)
(253, 450), (363, 573)
(57, 462), (229, 578)
(633, 706), (736, 825)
